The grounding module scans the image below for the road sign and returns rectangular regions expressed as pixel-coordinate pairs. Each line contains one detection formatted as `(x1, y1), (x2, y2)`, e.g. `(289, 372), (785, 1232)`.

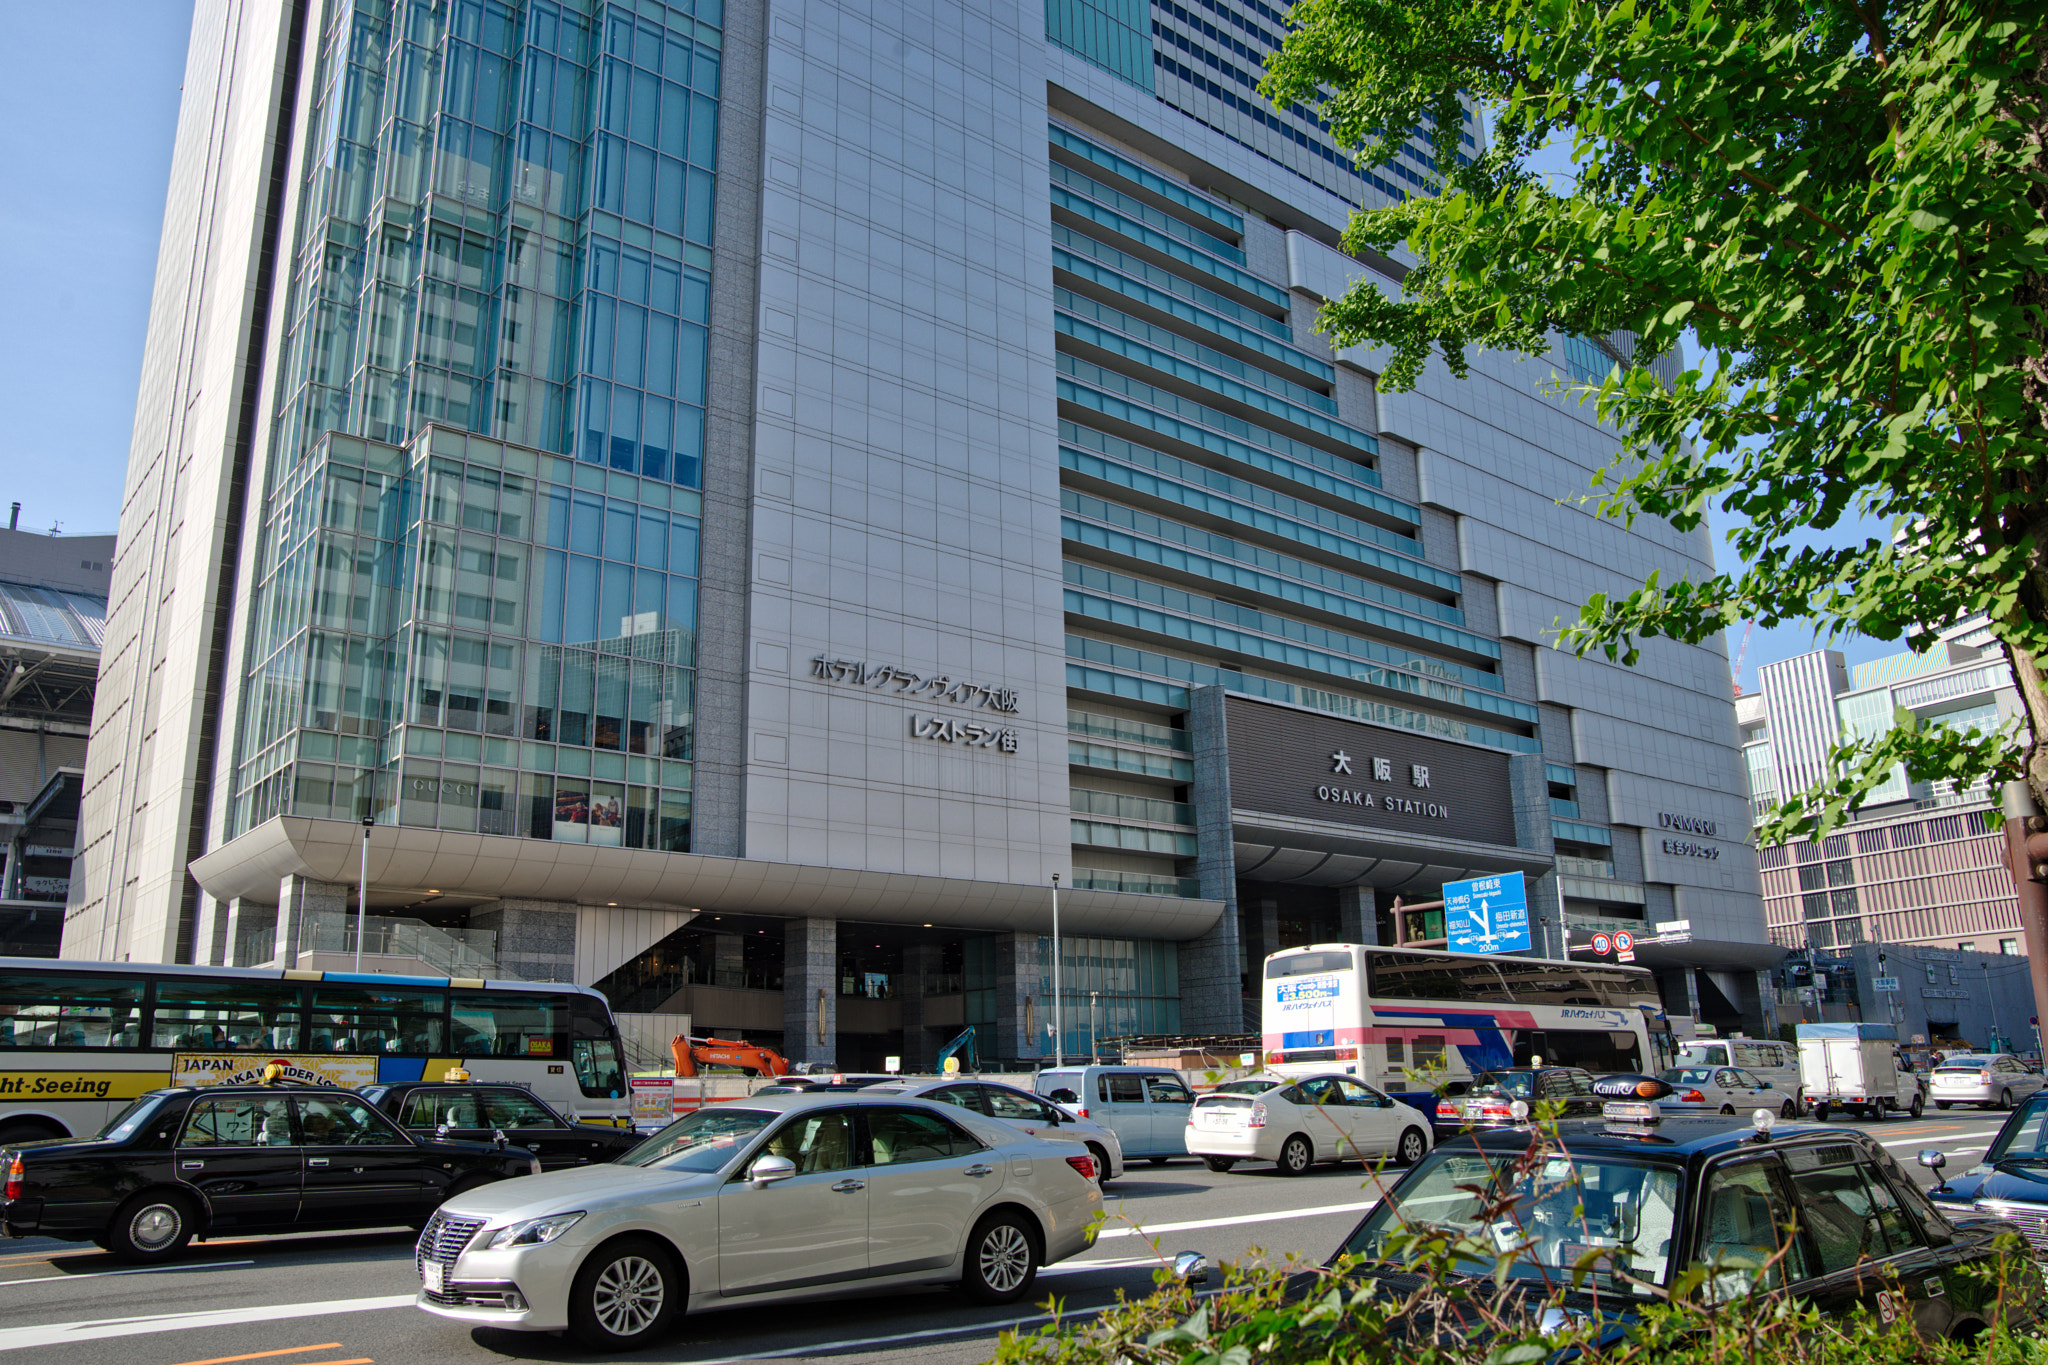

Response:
(1445, 872), (1531, 955)
(1873, 977), (1900, 993)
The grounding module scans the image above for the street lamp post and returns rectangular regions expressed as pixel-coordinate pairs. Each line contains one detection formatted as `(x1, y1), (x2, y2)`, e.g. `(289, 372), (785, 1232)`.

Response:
(354, 816), (373, 972)
(1090, 990), (1100, 1063)
(1050, 873), (1063, 1069)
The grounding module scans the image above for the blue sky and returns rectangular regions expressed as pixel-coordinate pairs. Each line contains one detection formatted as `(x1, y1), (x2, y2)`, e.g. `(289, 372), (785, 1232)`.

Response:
(1, 3), (191, 539)
(5, 5), (1891, 684)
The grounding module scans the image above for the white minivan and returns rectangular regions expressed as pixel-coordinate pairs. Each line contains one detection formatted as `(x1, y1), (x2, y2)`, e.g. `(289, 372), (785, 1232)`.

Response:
(1035, 1065), (1194, 1162)
(1676, 1037), (1803, 1109)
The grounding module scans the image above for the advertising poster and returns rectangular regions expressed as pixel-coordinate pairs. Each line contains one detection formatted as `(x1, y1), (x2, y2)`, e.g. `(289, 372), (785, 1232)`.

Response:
(630, 1076), (675, 1128)
(172, 1053), (379, 1089)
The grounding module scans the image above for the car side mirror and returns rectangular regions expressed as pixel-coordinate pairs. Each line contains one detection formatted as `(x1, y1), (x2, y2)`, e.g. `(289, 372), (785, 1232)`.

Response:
(749, 1154), (797, 1187)
(1760, 1082), (1773, 1089)
(1172, 1250), (1208, 1285)
(492, 1129), (508, 1150)
(1044, 1111), (1061, 1125)
(435, 1123), (450, 1139)
(1919, 1149), (1947, 1170)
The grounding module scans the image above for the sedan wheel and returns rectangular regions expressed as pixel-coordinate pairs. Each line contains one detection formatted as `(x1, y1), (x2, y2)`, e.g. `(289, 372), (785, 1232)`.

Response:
(569, 1238), (679, 1350)
(1780, 1100), (1798, 1120)
(1396, 1127), (1428, 1166)
(2001, 1089), (2016, 1111)
(1936, 1100), (1951, 1110)
(962, 1213), (1039, 1305)
(109, 1192), (195, 1264)
(1276, 1134), (1313, 1177)
(1202, 1155), (1237, 1173)
(1720, 1104), (1736, 1115)
(1087, 1144), (1111, 1188)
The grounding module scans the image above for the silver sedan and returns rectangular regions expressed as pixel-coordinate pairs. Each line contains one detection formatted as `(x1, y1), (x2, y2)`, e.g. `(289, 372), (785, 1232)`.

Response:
(1931, 1054), (2048, 1110)
(861, 1077), (1126, 1184)
(414, 1092), (1102, 1351)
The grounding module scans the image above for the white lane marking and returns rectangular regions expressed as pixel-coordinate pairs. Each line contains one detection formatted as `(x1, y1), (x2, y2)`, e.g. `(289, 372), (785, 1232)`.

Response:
(1097, 1198), (1378, 1240)
(0, 1293), (416, 1353)
(0, 1259), (254, 1288)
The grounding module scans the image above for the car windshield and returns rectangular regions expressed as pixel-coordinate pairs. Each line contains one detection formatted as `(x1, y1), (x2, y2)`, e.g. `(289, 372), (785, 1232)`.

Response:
(1987, 1094), (2048, 1162)
(1212, 1079), (1283, 1095)
(1471, 1072), (1536, 1099)
(1341, 1148), (1681, 1293)
(93, 1095), (167, 1141)
(617, 1107), (776, 1172)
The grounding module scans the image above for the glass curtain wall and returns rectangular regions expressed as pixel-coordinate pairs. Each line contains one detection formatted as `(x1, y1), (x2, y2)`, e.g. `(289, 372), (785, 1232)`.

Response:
(229, 0), (720, 854)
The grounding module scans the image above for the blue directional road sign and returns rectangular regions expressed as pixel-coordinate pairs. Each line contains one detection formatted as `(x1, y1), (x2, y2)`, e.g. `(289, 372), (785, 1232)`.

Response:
(1444, 872), (1531, 955)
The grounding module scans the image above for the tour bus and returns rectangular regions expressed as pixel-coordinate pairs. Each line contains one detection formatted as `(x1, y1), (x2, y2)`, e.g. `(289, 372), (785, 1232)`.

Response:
(1262, 944), (1673, 1102)
(0, 957), (630, 1145)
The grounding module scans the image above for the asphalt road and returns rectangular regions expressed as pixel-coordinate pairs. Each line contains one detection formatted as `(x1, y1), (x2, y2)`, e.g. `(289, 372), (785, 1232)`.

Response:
(0, 1110), (2013, 1365)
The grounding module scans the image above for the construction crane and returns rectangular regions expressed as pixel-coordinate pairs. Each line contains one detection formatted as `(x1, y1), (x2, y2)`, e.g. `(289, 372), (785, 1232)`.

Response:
(1731, 620), (1756, 697)
(935, 1025), (979, 1074)
(671, 1034), (791, 1078)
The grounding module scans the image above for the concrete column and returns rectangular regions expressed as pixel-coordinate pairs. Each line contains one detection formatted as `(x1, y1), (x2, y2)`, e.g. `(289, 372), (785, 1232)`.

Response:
(274, 877), (348, 968)
(712, 932), (744, 987)
(898, 942), (942, 1072)
(1507, 753), (1559, 956)
(1337, 886), (1377, 947)
(992, 931), (1041, 1063)
(470, 899), (578, 981)
(782, 918), (837, 1065)
(223, 899), (276, 967)
(190, 897), (231, 966)
(1242, 897), (1282, 973)
(1183, 685), (1245, 1033)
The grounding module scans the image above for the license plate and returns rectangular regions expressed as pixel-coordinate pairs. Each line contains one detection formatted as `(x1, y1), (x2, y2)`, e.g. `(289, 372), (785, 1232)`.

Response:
(423, 1259), (445, 1294)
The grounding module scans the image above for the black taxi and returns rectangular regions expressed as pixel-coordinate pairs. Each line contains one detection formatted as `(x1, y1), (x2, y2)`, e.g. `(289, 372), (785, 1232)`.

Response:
(0, 1083), (537, 1262)
(1333, 1097), (2040, 1342)
(361, 1080), (639, 1170)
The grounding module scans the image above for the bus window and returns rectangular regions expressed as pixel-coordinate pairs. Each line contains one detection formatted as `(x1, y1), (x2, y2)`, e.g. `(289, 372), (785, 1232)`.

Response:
(1266, 951), (1355, 978)
(0, 974), (144, 1048)
(453, 991), (564, 1059)
(568, 994), (624, 1098)
(151, 980), (304, 1051)
(307, 986), (446, 1054)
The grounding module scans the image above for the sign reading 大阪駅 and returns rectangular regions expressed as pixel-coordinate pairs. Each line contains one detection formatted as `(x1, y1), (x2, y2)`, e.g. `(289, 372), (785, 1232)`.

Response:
(1224, 696), (1517, 845)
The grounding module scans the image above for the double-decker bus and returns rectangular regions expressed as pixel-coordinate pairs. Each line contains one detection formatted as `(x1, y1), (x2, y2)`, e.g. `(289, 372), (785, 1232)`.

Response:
(1262, 944), (1673, 1099)
(0, 957), (629, 1145)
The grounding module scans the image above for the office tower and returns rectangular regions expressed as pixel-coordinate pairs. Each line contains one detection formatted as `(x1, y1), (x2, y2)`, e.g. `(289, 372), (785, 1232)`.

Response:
(72, 0), (1772, 1060)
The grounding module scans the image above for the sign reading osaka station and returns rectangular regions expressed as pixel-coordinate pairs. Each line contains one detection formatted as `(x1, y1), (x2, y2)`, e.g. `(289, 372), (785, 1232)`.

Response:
(1445, 872), (1531, 955)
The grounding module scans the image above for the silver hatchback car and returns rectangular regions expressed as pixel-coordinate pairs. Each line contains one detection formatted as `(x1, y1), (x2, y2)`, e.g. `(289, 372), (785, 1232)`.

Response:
(1931, 1053), (2048, 1110)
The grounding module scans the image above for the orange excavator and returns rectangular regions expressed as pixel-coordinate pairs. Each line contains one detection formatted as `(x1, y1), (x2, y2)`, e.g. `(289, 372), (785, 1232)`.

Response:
(671, 1034), (792, 1078)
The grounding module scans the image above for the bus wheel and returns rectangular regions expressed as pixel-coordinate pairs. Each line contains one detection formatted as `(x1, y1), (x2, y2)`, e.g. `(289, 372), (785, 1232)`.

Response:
(0, 1118), (65, 1146)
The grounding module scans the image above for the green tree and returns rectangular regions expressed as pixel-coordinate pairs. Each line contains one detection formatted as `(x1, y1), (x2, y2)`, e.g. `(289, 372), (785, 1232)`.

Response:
(1260, 0), (2048, 840)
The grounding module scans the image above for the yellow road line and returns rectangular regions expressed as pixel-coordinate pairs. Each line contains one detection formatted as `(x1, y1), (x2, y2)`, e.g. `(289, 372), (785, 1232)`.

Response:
(168, 1345), (344, 1365)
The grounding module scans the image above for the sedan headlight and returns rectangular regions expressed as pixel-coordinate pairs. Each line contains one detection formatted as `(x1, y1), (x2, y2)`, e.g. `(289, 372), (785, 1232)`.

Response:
(482, 1211), (585, 1249)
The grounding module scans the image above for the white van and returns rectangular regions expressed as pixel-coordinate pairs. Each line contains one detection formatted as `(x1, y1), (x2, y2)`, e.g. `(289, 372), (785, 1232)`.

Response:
(1034, 1064), (1194, 1162)
(1676, 1037), (1803, 1107)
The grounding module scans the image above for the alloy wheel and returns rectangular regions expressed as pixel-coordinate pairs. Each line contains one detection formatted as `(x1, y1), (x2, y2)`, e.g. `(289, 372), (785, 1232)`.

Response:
(978, 1223), (1032, 1293)
(591, 1254), (666, 1338)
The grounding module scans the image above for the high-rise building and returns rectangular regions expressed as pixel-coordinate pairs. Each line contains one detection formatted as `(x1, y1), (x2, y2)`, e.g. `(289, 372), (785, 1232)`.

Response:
(1742, 620), (2026, 955)
(71, 0), (1771, 1062)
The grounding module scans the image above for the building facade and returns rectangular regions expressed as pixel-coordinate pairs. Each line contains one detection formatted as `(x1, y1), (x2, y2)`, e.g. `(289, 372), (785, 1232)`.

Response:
(1743, 621), (2025, 955)
(71, 0), (1770, 1065)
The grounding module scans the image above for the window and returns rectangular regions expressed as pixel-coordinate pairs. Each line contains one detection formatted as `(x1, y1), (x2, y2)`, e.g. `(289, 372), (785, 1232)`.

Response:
(569, 994), (624, 1098)
(307, 986), (445, 1054)
(1146, 1077), (1193, 1105)
(399, 1090), (486, 1129)
(866, 1107), (979, 1164)
(1293, 1077), (1340, 1106)
(0, 974), (144, 1048)
(297, 1095), (408, 1147)
(1385, 1037), (1406, 1066)
(1267, 950), (1354, 978)
(759, 1110), (854, 1174)
(1101, 1074), (1146, 1104)
(2003, 939), (2022, 955)
(1960, 941), (1977, 953)
(1786, 1157), (1921, 1272)
(1696, 1160), (1803, 1295)
(453, 990), (564, 1058)
(925, 1084), (986, 1113)
(1338, 1078), (1390, 1107)
(181, 1095), (295, 1148)
(983, 1088), (1057, 1122)
(152, 980), (303, 1051)
(1412, 1035), (1446, 1068)
(483, 1090), (560, 1127)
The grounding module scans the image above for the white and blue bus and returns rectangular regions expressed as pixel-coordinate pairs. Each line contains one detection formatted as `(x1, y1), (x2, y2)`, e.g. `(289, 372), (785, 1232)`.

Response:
(1262, 944), (1673, 1103)
(0, 957), (630, 1144)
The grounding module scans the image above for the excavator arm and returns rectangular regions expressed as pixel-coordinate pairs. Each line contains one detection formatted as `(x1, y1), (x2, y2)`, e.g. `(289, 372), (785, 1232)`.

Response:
(671, 1034), (792, 1078)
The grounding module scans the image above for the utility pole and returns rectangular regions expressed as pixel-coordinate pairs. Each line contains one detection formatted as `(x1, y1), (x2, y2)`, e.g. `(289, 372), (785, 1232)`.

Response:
(354, 816), (373, 972)
(1050, 873), (1063, 1069)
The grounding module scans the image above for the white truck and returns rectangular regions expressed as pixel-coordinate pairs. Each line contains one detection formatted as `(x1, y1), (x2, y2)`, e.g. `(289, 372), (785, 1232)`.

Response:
(1796, 1021), (1925, 1121)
